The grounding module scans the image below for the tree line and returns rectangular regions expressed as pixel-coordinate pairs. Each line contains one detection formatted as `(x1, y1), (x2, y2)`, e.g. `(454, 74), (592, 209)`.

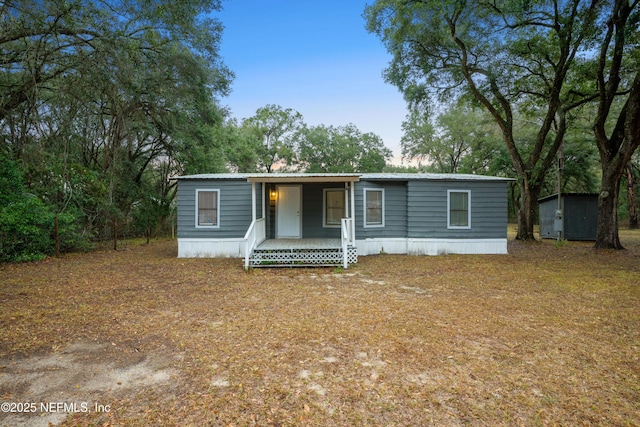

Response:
(0, 0), (236, 261)
(1, 0), (639, 262)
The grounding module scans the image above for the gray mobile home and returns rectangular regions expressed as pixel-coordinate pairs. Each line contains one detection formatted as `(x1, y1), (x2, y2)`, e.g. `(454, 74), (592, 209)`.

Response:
(175, 173), (513, 268)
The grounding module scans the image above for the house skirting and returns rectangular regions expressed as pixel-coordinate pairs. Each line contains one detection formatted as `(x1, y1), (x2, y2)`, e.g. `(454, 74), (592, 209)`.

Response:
(356, 238), (508, 256)
(178, 237), (509, 258)
(178, 238), (246, 258)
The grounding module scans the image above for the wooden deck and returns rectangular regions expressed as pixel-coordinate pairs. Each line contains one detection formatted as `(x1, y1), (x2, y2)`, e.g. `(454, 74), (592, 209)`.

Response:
(256, 238), (342, 250)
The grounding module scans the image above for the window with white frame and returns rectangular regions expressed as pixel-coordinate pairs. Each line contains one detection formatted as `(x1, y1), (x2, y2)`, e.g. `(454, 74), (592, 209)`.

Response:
(324, 188), (345, 227)
(196, 189), (220, 228)
(364, 188), (385, 227)
(448, 190), (471, 229)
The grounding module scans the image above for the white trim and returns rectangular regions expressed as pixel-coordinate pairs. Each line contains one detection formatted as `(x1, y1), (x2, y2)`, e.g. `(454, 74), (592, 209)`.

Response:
(447, 189), (471, 229)
(251, 181), (256, 222)
(350, 182), (356, 243)
(356, 238), (508, 256)
(363, 187), (385, 228)
(323, 188), (345, 228)
(178, 238), (245, 258)
(195, 189), (220, 229)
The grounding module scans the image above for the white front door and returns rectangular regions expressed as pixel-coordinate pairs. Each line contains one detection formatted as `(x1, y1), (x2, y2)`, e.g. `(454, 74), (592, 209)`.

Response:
(276, 185), (302, 238)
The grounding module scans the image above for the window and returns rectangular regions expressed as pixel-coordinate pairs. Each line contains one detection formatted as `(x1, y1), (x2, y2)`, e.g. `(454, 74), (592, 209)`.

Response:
(448, 190), (471, 229)
(196, 189), (220, 228)
(324, 189), (345, 227)
(364, 188), (385, 228)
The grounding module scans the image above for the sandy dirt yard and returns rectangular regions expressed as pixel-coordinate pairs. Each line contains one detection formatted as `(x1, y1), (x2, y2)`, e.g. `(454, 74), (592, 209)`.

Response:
(1, 234), (639, 426)
(0, 341), (177, 426)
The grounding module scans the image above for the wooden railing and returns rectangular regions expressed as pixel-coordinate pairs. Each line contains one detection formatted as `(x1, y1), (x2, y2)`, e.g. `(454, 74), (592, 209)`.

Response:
(244, 218), (266, 269)
(341, 217), (354, 269)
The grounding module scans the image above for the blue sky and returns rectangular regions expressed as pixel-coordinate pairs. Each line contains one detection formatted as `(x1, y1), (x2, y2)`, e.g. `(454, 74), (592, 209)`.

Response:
(217, 0), (408, 160)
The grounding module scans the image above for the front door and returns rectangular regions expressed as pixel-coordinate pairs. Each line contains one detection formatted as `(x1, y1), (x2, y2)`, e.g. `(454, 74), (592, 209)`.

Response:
(276, 185), (302, 238)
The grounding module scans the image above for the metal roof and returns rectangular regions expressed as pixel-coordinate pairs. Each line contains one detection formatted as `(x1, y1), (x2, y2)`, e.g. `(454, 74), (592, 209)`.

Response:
(538, 193), (598, 203)
(360, 173), (514, 182)
(174, 172), (514, 182)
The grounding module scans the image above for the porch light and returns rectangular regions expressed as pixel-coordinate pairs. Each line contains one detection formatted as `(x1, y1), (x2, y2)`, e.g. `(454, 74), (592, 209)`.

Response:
(270, 189), (277, 203)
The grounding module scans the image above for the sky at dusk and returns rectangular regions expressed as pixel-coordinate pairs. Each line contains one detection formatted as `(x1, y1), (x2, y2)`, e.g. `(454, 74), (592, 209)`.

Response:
(217, 0), (409, 161)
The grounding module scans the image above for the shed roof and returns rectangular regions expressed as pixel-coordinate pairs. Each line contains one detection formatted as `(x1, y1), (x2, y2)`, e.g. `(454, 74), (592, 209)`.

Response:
(174, 172), (514, 182)
(538, 193), (598, 204)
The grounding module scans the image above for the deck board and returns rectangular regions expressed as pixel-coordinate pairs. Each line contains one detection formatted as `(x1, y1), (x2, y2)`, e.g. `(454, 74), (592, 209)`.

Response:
(257, 238), (342, 250)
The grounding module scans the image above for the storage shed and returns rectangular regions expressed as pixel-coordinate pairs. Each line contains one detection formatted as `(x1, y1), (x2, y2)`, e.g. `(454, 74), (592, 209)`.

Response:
(538, 193), (598, 240)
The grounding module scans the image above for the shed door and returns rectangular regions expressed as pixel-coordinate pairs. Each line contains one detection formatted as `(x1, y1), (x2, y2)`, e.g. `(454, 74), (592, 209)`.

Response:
(276, 185), (302, 238)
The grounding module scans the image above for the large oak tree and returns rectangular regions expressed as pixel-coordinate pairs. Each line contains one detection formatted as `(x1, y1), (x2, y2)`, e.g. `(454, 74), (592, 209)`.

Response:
(592, 0), (640, 248)
(365, 0), (617, 241)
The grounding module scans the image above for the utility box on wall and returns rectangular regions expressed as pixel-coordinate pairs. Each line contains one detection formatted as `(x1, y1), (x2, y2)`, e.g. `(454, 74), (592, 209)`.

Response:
(539, 193), (598, 241)
(553, 209), (564, 233)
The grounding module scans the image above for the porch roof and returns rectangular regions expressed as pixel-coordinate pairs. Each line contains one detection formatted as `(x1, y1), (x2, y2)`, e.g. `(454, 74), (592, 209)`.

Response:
(246, 173), (360, 184)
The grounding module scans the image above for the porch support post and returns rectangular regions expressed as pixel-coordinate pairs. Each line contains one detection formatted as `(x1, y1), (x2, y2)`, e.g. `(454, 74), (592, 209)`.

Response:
(251, 181), (257, 222)
(344, 182), (349, 217)
(261, 182), (266, 219)
(350, 180), (356, 245)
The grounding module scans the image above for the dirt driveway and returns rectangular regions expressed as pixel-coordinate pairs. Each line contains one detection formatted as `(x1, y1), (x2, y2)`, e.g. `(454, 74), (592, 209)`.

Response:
(1, 341), (176, 426)
(1, 236), (639, 426)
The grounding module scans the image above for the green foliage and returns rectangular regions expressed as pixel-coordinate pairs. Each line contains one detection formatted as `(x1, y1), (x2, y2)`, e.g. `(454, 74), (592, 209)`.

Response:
(401, 104), (511, 176)
(296, 123), (392, 173)
(237, 105), (304, 172)
(55, 208), (92, 254)
(0, 156), (23, 207)
(0, 157), (90, 262)
(0, 196), (54, 262)
(0, 158), (52, 261)
(0, 0), (231, 252)
(223, 105), (394, 174)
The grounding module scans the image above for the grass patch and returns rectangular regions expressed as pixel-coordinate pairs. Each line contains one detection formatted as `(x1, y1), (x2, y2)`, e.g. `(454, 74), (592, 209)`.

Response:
(0, 232), (639, 426)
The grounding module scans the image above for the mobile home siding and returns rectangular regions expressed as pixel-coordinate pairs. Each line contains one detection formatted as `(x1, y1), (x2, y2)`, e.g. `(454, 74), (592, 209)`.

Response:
(301, 184), (343, 239)
(407, 180), (508, 239)
(354, 181), (407, 238)
(177, 179), (260, 239)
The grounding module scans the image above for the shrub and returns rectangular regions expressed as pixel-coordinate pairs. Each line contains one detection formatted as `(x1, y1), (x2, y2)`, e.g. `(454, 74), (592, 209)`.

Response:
(0, 195), (55, 262)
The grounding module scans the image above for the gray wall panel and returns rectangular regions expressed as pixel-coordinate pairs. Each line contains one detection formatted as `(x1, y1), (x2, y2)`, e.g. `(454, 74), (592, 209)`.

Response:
(407, 180), (508, 239)
(177, 179), (261, 238)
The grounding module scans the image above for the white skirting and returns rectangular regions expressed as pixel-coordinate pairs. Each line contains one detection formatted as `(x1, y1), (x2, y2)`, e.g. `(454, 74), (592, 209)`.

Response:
(178, 237), (509, 258)
(178, 238), (246, 258)
(356, 238), (508, 256)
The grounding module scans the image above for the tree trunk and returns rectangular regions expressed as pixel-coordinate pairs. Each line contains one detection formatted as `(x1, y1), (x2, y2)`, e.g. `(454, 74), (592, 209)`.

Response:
(626, 163), (638, 229)
(113, 217), (118, 251)
(146, 212), (151, 244)
(54, 215), (60, 257)
(515, 177), (540, 240)
(594, 71), (640, 248)
(595, 170), (624, 249)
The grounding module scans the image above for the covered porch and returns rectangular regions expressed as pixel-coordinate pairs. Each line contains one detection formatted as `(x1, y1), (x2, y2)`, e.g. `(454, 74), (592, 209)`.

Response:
(242, 174), (360, 269)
